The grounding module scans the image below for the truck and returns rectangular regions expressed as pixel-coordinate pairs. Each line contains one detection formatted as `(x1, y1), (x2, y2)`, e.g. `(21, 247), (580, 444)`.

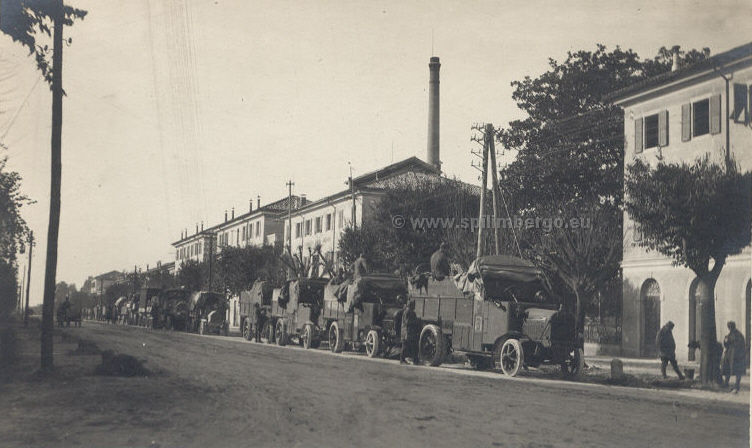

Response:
(409, 255), (583, 377)
(157, 288), (192, 330)
(268, 278), (328, 348)
(321, 273), (407, 357)
(239, 280), (274, 341)
(187, 291), (229, 336)
(136, 287), (162, 327)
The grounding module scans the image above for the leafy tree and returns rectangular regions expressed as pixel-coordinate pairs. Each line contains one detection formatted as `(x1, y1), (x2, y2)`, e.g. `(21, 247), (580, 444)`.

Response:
(216, 244), (285, 296)
(0, 158), (31, 317)
(104, 282), (130, 307)
(625, 157), (751, 384)
(498, 45), (709, 325)
(1, 0), (87, 372)
(339, 177), (485, 273)
(176, 259), (208, 292)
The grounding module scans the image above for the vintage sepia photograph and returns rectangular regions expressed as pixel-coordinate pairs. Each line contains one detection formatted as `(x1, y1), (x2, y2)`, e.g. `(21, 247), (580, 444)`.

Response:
(0, 1), (750, 447)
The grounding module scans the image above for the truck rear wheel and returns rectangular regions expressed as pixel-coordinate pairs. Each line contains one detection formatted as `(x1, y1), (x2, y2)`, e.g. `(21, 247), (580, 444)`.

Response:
(364, 329), (381, 358)
(328, 322), (344, 353)
(561, 347), (584, 379)
(499, 338), (524, 377)
(275, 320), (288, 346)
(242, 319), (252, 341)
(419, 324), (446, 366)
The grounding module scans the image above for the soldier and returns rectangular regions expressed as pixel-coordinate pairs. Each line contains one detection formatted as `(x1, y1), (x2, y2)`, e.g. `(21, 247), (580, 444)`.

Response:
(721, 321), (746, 393)
(60, 296), (72, 327)
(253, 303), (264, 343)
(352, 253), (369, 278)
(430, 242), (450, 280)
(656, 321), (685, 380)
(400, 300), (420, 365)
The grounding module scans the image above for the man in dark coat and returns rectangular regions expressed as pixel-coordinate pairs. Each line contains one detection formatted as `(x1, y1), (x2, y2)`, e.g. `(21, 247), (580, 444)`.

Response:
(352, 253), (369, 278)
(253, 303), (264, 343)
(656, 321), (684, 380)
(722, 321), (746, 393)
(430, 242), (451, 280)
(400, 300), (420, 365)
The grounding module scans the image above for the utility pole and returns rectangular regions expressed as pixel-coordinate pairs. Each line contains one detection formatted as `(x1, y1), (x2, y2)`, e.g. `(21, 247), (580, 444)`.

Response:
(348, 162), (356, 229)
(18, 264), (25, 314)
(24, 231), (33, 327)
(286, 180), (294, 254)
(471, 123), (505, 258)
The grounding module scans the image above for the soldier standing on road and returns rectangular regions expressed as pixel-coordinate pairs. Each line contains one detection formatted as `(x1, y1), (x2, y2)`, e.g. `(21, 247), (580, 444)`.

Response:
(400, 300), (420, 365)
(352, 253), (369, 278)
(253, 303), (264, 343)
(721, 321), (746, 393)
(430, 242), (451, 280)
(656, 321), (685, 380)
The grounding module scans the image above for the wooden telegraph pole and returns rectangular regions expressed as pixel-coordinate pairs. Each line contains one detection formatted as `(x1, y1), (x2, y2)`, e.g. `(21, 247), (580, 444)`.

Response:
(286, 180), (294, 254)
(24, 231), (34, 327)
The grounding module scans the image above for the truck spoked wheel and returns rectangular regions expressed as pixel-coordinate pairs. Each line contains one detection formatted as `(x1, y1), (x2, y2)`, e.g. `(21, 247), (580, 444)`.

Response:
(328, 322), (344, 353)
(364, 330), (381, 358)
(242, 320), (252, 341)
(199, 321), (206, 335)
(418, 325), (446, 366)
(499, 338), (524, 376)
(302, 324), (314, 350)
(561, 347), (584, 379)
(275, 321), (288, 346)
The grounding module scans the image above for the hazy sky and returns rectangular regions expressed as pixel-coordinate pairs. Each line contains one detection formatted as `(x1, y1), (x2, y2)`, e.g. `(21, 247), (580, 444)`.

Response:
(1, 0), (750, 304)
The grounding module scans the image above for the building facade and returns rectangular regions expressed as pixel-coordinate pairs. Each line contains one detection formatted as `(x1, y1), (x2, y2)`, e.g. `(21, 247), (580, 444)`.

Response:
(613, 43), (752, 360)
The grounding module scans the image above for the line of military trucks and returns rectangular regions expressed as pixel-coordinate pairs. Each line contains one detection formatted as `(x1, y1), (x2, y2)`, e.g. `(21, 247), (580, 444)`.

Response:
(101, 255), (584, 378)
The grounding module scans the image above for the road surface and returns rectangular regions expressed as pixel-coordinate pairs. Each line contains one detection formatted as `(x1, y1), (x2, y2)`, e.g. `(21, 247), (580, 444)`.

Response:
(3, 322), (748, 448)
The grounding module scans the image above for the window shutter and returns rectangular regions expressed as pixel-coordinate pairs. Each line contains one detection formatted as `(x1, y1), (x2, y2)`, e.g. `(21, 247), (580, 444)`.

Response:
(709, 94), (721, 135)
(681, 103), (691, 141)
(634, 117), (643, 154)
(658, 110), (669, 147)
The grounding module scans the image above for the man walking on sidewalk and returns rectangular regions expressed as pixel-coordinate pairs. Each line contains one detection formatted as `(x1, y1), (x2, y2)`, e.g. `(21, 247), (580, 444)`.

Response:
(656, 321), (685, 380)
(721, 321), (746, 393)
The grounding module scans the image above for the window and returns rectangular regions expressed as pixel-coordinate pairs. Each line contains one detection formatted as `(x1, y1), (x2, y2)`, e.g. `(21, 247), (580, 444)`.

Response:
(305, 219), (312, 236)
(644, 114), (659, 149)
(256, 222), (260, 237)
(338, 210), (344, 228)
(733, 84), (748, 123)
(326, 213), (332, 231)
(315, 217), (322, 233)
(693, 99), (709, 136)
(295, 222), (301, 238)
(242, 227), (246, 241)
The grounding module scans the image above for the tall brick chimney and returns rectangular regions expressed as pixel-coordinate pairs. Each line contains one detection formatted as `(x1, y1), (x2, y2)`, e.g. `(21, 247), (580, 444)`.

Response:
(427, 56), (441, 172)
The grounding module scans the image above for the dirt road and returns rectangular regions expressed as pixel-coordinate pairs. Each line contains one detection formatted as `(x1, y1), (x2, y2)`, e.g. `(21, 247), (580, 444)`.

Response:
(2, 322), (748, 448)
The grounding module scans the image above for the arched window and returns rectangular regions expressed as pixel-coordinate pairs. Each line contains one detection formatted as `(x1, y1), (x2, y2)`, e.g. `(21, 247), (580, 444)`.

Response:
(688, 278), (702, 361)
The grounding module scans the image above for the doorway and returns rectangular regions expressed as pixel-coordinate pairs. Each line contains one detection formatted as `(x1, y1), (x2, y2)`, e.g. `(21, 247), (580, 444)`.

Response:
(641, 279), (661, 357)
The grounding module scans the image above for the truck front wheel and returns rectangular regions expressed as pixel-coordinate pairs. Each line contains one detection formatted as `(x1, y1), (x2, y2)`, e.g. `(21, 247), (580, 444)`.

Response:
(328, 322), (344, 353)
(418, 324), (446, 366)
(275, 320), (288, 346)
(499, 338), (524, 377)
(561, 347), (584, 379)
(364, 329), (381, 358)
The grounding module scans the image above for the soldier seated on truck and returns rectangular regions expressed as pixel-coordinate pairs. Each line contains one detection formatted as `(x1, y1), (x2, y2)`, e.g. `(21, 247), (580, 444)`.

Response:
(430, 242), (451, 280)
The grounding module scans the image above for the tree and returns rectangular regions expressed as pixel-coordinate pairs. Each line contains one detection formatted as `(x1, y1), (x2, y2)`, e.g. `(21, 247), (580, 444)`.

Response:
(0, 158), (31, 316)
(497, 45), (709, 326)
(1, 0), (87, 372)
(625, 157), (751, 384)
(216, 245), (284, 296)
(176, 260), (208, 293)
(338, 177), (484, 274)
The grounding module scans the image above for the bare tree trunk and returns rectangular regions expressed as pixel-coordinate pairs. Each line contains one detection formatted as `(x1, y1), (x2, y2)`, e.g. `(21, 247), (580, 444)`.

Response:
(40, 1), (64, 372)
(697, 276), (719, 385)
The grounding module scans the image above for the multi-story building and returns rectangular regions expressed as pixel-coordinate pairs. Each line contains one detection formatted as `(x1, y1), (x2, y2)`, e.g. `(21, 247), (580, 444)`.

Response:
(284, 156), (440, 269)
(90, 270), (124, 296)
(612, 43), (752, 359)
(173, 227), (215, 271)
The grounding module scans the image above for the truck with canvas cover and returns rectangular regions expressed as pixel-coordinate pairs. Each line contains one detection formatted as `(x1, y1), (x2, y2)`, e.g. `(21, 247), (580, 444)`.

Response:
(239, 280), (274, 341)
(322, 273), (407, 356)
(187, 291), (229, 336)
(136, 287), (162, 327)
(158, 289), (191, 330)
(409, 255), (582, 377)
(268, 278), (328, 347)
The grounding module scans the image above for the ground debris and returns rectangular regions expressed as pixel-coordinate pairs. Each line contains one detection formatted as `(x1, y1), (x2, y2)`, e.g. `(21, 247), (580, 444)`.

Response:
(94, 350), (150, 377)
